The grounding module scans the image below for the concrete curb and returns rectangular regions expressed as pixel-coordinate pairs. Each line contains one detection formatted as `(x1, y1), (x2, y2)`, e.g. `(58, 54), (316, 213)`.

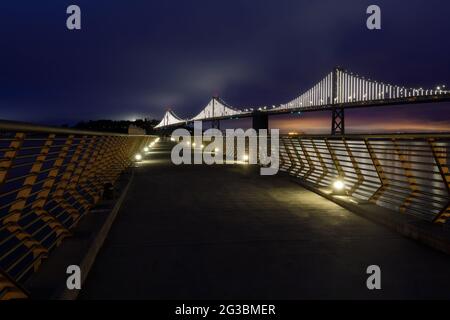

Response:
(24, 171), (135, 300)
(57, 171), (135, 300)
(286, 174), (450, 255)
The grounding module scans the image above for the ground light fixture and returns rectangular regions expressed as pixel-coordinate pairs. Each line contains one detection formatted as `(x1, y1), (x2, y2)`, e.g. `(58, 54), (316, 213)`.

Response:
(332, 178), (346, 194)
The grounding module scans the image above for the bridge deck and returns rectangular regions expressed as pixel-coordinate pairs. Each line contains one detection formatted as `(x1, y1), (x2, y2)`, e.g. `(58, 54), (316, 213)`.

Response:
(80, 141), (450, 299)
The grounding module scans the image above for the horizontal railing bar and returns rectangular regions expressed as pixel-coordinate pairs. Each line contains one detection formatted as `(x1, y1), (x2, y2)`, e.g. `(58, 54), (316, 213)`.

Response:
(282, 133), (450, 139)
(0, 120), (154, 137)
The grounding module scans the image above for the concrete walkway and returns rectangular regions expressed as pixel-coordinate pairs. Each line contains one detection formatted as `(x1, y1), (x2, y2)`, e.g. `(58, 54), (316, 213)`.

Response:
(80, 141), (450, 299)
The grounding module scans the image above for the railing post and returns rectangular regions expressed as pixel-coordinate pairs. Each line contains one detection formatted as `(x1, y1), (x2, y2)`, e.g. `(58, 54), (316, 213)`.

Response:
(331, 67), (345, 135)
(429, 138), (450, 223)
(342, 138), (364, 196)
(365, 138), (388, 203)
(298, 138), (314, 181)
(325, 137), (344, 181)
(311, 139), (328, 185)
(392, 138), (418, 214)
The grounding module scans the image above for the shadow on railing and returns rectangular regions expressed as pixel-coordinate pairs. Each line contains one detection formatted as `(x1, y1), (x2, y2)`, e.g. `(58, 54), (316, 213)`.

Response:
(0, 121), (155, 299)
(280, 133), (450, 224)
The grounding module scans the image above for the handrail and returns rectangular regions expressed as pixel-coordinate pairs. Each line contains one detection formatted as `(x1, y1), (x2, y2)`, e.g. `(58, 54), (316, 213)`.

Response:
(285, 132), (450, 139)
(0, 122), (157, 298)
(279, 134), (450, 224)
(0, 120), (154, 137)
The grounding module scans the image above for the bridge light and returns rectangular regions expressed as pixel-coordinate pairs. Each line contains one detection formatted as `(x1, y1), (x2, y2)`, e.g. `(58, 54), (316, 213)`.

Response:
(192, 142), (196, 147)
(143, 147), (149, 152)
(333, 179), (345, 192)
(134, 153), (142, 161)
(243, 154), (249, 161)
(170, 137), (175, 142)
(201, 144), (204, 149)
(215, 148), (220, 153)
(186, 141), (190, 146)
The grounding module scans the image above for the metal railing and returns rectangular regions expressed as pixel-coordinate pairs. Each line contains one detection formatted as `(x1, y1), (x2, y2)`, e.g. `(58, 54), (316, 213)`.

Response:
(0, 268), (27, 299)
(0, 121), (155, 297)
(280, 134), (450, 224)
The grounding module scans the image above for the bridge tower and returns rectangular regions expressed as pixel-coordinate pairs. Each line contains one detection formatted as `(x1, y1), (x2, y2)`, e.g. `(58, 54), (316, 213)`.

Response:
(210, 97), (220, 129)
(331, 66), (345, 135)
(211, 119), (220, 130)
(252, 112), (269, 131)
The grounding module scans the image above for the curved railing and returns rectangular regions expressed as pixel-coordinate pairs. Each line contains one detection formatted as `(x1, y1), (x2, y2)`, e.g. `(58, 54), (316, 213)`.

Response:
(0, 121), (155, 299)
(280, 133), (450, 223)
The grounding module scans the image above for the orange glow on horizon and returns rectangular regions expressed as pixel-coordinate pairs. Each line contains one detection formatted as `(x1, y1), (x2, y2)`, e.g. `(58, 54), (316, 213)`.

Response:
(270, 111), (450, 134)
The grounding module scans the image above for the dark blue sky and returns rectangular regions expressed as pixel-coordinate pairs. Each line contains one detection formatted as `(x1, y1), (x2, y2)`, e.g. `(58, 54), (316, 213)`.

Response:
(1, 0), (449, 132)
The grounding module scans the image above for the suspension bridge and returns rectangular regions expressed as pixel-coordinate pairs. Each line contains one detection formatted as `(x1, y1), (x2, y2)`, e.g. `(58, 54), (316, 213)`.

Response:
(1, 67), (450, 300)
(155, 67), (450, 134)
